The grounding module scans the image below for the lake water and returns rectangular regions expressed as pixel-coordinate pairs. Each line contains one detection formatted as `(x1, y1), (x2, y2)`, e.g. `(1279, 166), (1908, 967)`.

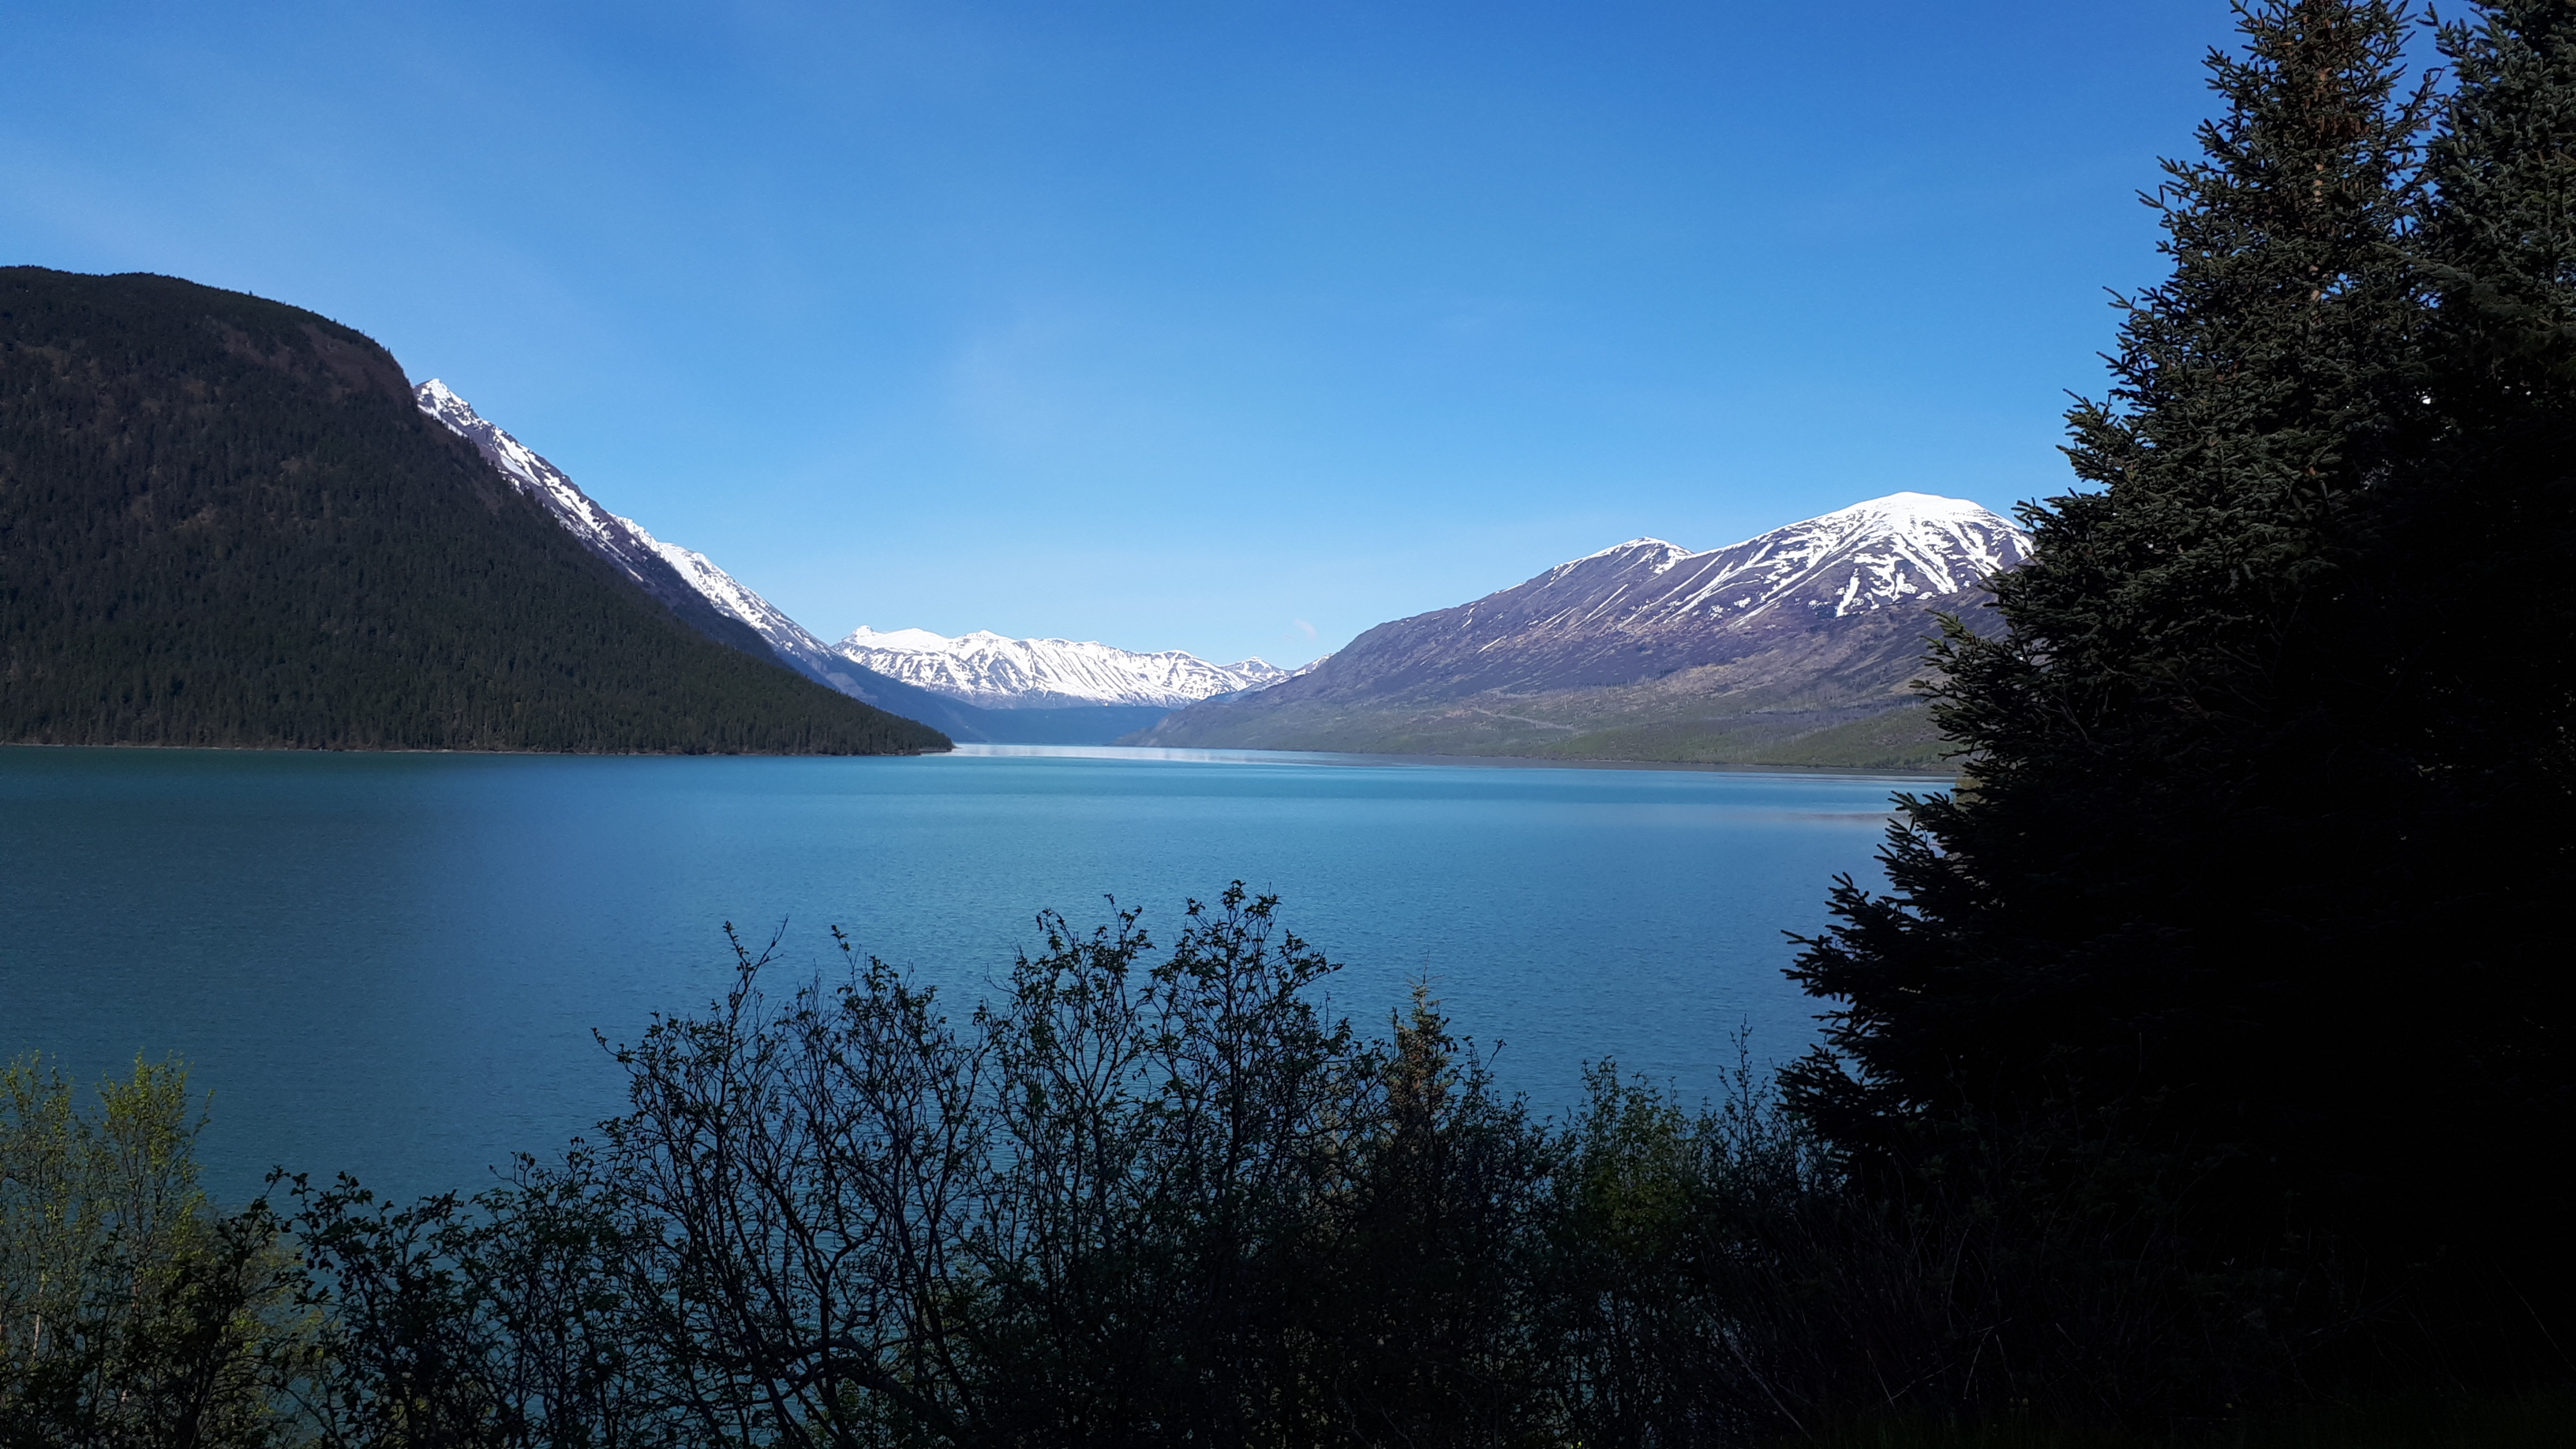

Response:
(0, 743), (1918, 1205)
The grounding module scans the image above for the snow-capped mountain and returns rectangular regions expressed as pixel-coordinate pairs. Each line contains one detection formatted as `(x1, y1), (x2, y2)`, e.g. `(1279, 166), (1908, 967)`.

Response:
(418, 380), (686, 607)
(417, 379), (871, 691)
(641, 537), (883, 692)
(1133, 493), (2031, 766)
(1546, 492), (2029, 631)
(837, 627), (1286, 710)
(417, 379), (1277, 737)
(1234, 491), (2028, 698)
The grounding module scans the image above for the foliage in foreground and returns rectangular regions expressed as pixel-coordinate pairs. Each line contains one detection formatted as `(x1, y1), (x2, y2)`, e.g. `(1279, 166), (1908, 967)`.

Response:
(12, 1), (2576, 1442)
(0, 1056), (312, 1447)
(9, 893), (2563, 1447)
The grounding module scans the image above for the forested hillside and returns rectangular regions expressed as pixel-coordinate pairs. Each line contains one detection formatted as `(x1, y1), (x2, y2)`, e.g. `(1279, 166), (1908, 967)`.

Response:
(0, 268), (948, 754)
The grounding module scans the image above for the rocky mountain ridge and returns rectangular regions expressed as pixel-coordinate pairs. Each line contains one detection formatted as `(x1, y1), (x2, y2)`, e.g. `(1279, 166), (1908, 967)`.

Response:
(837, 627), (1284, 710)
(417, 380), (822, 668)
(416, 380), (1274, 737)
(1133, 494), (2031, 769)
(413, 380), (2027, 766)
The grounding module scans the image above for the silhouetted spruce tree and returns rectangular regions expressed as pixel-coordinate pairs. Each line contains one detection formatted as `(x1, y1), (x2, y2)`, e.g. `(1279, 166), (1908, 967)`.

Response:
(2411, 0), (2576, 743)
(1785, 0), (2441, 1274)
(2341, 0), (2576, 1324)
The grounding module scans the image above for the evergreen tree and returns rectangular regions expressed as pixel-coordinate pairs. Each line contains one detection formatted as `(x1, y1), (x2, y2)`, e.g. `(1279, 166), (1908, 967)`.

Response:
(1789, 0), (2576, 1383)
(1784, 0), (2438, 1272)
(2424, 0), (2576, 420)
(2350, 0), (2576, 1318)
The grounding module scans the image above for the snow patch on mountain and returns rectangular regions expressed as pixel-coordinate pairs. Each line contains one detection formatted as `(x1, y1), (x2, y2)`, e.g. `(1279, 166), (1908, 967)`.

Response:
(642, 537), (875, 689)
(1565, 492), (2032, 630)
(837, 627), (1287, 710)
(1711, 492), (2030, 617)
(417, 379), (661, 582)
(417, 379), (867, 690)
(417, 380), (1269, 713)
(839, 627), (953, 653)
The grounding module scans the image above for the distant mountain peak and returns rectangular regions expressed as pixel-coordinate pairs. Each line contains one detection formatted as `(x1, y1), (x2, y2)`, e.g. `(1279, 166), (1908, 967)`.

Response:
(1579, 537), (1689, 559)
(1662, 492), (2028, 621)
(1818, 491), (2008, 526)
(1559, 537), (1694, 578)
(834, 626), (1287, 710)
(842, 625), (957, 653)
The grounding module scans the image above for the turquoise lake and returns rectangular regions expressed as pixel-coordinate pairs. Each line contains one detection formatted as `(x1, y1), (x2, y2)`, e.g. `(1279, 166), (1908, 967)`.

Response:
(0, 744), (1921, 1204)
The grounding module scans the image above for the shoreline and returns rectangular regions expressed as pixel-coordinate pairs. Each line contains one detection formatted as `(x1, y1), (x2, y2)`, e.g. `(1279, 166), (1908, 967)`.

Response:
(0, 738), (1956, 780)
(0, 739), (953, 759)
(945, 741), (1958, 780)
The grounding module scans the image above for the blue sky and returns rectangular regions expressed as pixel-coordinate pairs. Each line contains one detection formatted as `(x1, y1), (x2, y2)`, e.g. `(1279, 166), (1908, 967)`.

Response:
(5, 2), (2243, 666)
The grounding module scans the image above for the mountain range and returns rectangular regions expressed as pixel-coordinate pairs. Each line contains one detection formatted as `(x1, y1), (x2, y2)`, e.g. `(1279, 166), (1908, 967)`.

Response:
(837, 627), (1283, 710)
(421, 376), (2024, 768)
(417, 382), (1277, 744)
(1129, 494), (2031, 769)
(6, 268), (2026, 767)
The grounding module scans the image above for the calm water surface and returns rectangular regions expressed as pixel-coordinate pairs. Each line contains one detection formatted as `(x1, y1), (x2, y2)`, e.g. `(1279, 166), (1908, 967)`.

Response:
(0, 743), (1918, 1204)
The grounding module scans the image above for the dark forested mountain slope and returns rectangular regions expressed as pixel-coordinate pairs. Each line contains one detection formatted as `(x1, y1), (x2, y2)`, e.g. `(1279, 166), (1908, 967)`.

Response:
(1134, 493), (2029, 767)
(0, 268), (947, 754)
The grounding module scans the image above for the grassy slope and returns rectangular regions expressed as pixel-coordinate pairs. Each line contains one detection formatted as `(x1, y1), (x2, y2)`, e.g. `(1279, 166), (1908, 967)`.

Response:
(0, 268), (948, 754)
(1135, 694), (1956, 770)
(1136, 664), (1964, 770)
(1135, 590), (1986, 770)
(1530, 698), (1957, 769)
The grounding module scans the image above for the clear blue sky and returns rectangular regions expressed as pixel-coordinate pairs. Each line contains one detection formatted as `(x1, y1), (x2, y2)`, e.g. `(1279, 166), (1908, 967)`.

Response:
(4, 2), (2244, 666)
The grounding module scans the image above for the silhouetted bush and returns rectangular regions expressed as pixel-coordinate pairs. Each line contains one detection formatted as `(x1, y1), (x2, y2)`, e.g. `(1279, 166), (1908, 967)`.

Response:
(7, 886), (2565, 1446)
